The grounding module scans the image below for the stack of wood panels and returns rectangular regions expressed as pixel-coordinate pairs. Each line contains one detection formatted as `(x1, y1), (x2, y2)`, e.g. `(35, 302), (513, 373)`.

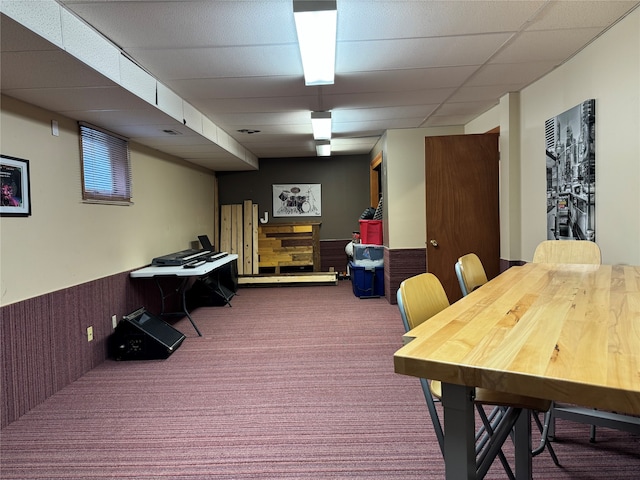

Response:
(219, 200), (259, 275)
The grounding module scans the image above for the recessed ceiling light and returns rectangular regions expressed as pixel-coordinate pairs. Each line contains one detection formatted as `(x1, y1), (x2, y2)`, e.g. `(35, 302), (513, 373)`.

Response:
(237, 129), (261, 134)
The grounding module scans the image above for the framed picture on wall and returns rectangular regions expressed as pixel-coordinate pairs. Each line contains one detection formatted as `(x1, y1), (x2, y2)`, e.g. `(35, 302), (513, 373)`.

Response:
(544, 99), (595, 241)
(272, 184), (321, 217)
(1, 154), (31, 217)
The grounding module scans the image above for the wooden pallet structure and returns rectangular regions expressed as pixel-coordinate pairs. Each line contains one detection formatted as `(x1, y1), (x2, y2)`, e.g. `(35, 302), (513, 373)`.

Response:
(219, 202), (336, 286)
(257, 222), (320, 273)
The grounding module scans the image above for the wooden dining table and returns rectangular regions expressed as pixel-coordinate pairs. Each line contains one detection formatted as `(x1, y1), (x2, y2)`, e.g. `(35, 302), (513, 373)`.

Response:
(394, 262), (640, 479)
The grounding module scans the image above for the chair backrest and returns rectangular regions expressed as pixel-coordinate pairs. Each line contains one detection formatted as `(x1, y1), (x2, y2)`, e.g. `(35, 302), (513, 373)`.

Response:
(396, 288), (411, 333)
(532, 240), (601, 264)
(455, 253), (488, 296)
(397, 273), (450, 331)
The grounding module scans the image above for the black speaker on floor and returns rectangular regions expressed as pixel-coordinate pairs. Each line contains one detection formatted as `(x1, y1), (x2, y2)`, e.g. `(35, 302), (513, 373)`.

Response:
(110, 308), (185, 361)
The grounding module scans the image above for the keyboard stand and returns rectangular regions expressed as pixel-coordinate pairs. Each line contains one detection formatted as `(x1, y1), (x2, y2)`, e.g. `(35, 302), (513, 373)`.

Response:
(208, 263), (237, 307)
(215, 282), (235, 307)
(154, 276), (202, 336)
(130, 254), (238, 337)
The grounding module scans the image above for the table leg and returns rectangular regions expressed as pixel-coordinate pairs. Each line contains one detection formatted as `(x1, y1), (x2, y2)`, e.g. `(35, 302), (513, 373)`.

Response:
(211, 269), (235, 307)
(514, 409), (532, 480)
(442, 383), (476, 479)
(154, 277), (202, 337)
(180, 281), (202, 336)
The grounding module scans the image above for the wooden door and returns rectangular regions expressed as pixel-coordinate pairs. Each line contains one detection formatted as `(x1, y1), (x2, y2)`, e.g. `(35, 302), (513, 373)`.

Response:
(425, 134), (500, 302)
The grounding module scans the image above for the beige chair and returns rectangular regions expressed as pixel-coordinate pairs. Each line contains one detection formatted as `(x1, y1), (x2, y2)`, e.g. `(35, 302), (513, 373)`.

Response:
(532, 239), (604, 442)
(455, 253), (488, 296)
(397, 273), (558, 478)
(532, 240), (601, 264)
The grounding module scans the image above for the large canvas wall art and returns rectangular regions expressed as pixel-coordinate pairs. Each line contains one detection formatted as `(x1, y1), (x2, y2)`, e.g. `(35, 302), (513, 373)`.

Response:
(544, 100), (596, 241)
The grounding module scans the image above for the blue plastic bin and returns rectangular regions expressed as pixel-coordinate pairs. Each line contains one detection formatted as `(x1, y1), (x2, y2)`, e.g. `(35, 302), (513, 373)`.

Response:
(349, 261), (384, 298)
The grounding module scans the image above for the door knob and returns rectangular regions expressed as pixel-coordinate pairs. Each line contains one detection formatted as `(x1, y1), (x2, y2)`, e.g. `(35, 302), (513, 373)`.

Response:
(430, 239), (439, 247)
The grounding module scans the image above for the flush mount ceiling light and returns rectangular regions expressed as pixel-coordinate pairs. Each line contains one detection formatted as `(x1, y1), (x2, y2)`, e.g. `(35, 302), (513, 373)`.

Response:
(293, 0), (337, 86)
(311, 111), (332, 140)
(316, 139), (331, 156)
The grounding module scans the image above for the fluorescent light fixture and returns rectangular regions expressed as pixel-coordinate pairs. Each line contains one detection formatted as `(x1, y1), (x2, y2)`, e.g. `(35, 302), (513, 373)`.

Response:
(311, 111), (332, 140)
(316, 140), (331, 156)
(293, 0), (337, 86)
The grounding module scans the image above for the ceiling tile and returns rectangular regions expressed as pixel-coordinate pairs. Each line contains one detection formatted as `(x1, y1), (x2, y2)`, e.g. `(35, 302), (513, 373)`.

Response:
(128, 44), (303, 79)
(466, 61), (560, 87)
(337, 0), (547, 39)
(337, 33), (512, 72)
(526, 1), (639, 30)
(61, 0), (297, 48)
(491, 28), (605, 64)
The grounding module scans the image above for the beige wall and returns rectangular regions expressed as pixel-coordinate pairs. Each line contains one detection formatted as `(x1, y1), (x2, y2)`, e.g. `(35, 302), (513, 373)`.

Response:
(386, 8), (639, 265)
(3, 7), (638, 307)
(384, 125), (463, 249)
(0, 95), (217, 306)
(517, 8), (639, 265)
(465, 107), (499, 134)
(466, 94), (524, 263)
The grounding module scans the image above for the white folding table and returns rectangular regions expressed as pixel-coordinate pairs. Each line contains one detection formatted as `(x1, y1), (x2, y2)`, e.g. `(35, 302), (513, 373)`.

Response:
(130, 254), (238, 336)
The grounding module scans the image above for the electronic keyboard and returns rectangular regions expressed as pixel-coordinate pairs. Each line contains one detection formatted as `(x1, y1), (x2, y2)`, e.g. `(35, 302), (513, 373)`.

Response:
(152, 249), (228, 267)
(151, 249), (212, 266)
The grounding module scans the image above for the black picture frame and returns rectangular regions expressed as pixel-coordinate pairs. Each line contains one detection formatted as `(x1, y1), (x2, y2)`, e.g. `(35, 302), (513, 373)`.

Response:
(1, 154), (32, 217)
(272, 183), (321, 217)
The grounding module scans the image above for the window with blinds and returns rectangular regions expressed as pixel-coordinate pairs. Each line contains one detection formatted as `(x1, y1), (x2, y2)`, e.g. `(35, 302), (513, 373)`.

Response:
(79, 122), (132, 204)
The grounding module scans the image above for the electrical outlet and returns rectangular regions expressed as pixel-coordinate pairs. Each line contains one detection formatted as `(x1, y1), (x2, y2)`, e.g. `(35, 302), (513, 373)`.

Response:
(112, 315), (118, 329)
(87, 326), (94, 342)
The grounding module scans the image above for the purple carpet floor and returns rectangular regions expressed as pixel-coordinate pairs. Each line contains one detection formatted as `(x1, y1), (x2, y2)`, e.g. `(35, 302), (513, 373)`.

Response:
(1, 281), (638, 479)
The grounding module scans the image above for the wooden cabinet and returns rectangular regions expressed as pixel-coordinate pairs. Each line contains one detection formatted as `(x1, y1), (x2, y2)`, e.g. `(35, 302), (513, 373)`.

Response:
(258, 222), (320, 273)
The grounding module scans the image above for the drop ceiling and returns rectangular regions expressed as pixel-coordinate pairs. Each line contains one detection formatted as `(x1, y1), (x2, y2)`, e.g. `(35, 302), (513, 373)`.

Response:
(1, 0), (638, 171)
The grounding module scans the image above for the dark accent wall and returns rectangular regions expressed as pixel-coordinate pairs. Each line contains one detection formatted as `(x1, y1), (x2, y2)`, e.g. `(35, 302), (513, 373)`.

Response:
(217, 155), (372, 241)
(0, 272), (160, 428)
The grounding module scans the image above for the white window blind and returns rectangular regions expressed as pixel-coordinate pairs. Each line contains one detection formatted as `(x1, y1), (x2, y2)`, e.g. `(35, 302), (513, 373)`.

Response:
(79, 122), (132, 204)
